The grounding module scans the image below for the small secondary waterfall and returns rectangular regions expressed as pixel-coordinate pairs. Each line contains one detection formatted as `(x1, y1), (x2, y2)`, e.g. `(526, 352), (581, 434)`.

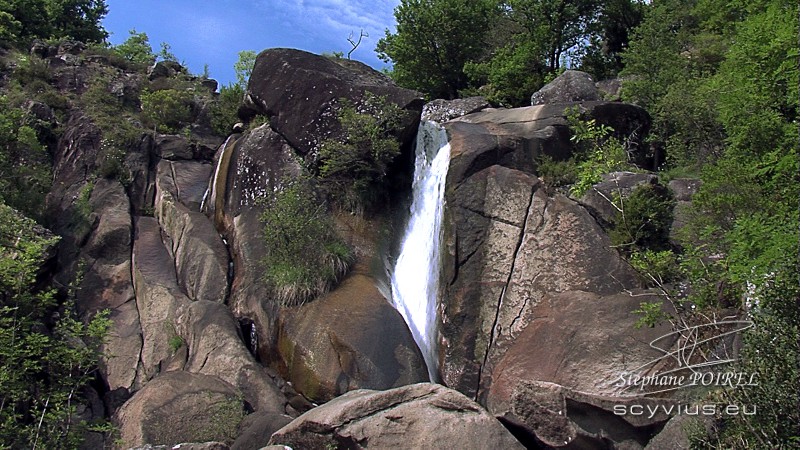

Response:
(390, 121), (451, 382)
(201, 134), (237, 213)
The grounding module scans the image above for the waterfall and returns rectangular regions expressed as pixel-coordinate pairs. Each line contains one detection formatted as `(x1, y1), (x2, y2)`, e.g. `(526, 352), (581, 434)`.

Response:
(390, 121), (450, 382)
(201, 134), (237, 213)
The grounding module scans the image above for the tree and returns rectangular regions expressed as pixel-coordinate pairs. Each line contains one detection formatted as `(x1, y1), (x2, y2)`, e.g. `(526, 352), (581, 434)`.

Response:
(620, 3), (799, 444)
(578, 0), (645, 79)
(140, 89), (192, 133)
(505, 0), (600, 72)
(113, 29), (154, 65)
(0, 95), (52, 221)
(377, 0), (496, 99)
(209, 83), (244, 135)
(0, 0), (107, 43)
(234, 50), (257, 88)
(465, 0), (625, 106)
(45, 0), (108, 42)
(318, 93), (405, 212)
(157, 41), (178, 62)
(209, 50), (257, 135)
(346, 29), (368, 60)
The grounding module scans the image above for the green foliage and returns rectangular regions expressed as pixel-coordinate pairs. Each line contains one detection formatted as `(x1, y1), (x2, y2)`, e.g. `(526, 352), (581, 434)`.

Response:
(156, 41), (179, 63)
(609, 183), (675, 253)
(464, 40), (547, 106)
(578, 0), (645, 80)
(78, 72), (144, 182)
(234, 50), (257, 88)
(536, 154), (578, 188)
(260, 179), (352, 307)
(631, 301), (670, 329)
(690, 264), (799, 449)
(0, 95), (53, 221)
(566, 109), (631, 197)
(12, 53), (52, 86)
(0, 202), (111, 449)
(196, 395), (245, 444)
(710, 0), (799, 159)
(376, 0), (496, 99)
(0, 0), (108, 44)
(140, 88), (193, 133)
(629, 249), (682, 286)
(209, 83), (244, 136)
(620, 3), (798, 445)
(318, 94), (404, 213)
(112, 28), (154, 65)
(168, 333), (184, 354)
(322, 51), (345, 59)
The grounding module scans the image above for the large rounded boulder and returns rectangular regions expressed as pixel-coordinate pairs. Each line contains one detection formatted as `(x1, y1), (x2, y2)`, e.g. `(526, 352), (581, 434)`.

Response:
(276, 269), (428, 403)
(115, 371), (245, 447)
(242, 48), (423, 159)
(269, 383), (525, 449)
(530, 70), (601, 105)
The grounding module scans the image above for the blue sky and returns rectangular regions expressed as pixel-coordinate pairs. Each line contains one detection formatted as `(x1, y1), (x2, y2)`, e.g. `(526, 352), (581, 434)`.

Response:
(103, 0), (400, 87)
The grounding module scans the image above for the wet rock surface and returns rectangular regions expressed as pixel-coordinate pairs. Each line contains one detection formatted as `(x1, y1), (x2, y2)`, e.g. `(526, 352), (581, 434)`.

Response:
(276, 269), (428, 403)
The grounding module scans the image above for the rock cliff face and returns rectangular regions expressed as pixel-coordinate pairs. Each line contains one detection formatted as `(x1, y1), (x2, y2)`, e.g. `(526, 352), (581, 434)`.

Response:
(25, 45), (690, 449)
(437, 98), (679, 447)
(32, 45), (432, 448)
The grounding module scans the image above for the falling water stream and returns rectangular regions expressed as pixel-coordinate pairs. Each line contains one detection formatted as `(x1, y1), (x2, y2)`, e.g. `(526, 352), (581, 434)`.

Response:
(390, 121), (451, 382)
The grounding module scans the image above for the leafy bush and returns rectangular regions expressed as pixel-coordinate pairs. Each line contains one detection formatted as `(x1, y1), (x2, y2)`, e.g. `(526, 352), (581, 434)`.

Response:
(79, 73), (144, 183)
(318, 93), (404, 213)
(609, 183), (675, 254)
(464, 40), (548, 107)
(566, 108), (633, 197)
(0, 95), (53, 221)
(209, 83), (244, 135)
(0, 202), (111, 448)
(536, 154), (579, 187)
(688, 264), (799, 449)
(140, 88), (193, 133)
(12, 54), (51, 86)
(111, 29), (154, 66)
(260, 179), (352, 306)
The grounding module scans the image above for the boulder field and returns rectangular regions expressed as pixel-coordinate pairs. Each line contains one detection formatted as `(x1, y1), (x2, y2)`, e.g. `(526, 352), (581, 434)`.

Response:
(39, 43), (699, 449)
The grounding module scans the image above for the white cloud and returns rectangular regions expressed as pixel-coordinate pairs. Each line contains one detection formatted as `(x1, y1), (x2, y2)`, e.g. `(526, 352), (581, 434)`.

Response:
(258, 0), (398, 52)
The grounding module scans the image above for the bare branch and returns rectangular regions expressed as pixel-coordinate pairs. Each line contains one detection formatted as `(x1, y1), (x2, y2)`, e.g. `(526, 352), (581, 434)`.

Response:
(347, 29), (369, 60)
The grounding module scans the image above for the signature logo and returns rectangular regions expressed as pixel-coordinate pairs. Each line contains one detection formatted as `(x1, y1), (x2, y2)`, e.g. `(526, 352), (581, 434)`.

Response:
(615, 317), (756, 396)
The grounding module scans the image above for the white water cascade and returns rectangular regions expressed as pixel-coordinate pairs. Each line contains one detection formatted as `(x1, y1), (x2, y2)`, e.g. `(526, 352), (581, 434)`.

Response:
(390, 121), (451, 382)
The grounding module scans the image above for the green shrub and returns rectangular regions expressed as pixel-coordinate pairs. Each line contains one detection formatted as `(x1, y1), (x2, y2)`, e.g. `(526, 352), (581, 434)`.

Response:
(79, 74), (143, 183)
(689, 264), (799, 449)
(0, 202), (111, 449)
(140, 88), (193, 133)
(260, 179), (352, 306)
(609, 183), (675, 254)
(12, 54), (51, 86)
(566, 108), (632, 197)
(318, 93), (404, 213)
(0, 95), (53, 221)
(209, 83), (244, 136)
(112, 29), (154, 66)
(536, 154), (578, 187)
(168, 333), (184, 353)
